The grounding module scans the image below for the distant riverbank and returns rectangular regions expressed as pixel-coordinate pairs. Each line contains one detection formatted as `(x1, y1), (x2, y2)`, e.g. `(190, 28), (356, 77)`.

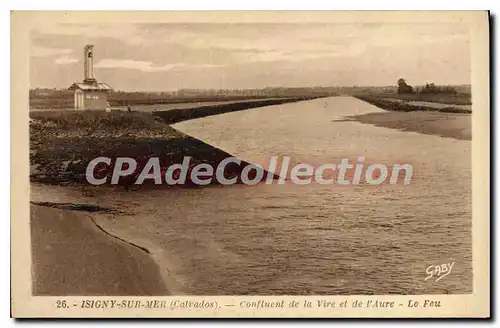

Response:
(354, 95), (472, 114)
(151, 96), (320, 124)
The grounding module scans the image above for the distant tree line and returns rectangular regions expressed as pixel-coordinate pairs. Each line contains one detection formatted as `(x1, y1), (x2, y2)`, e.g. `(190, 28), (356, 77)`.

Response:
(397, 78), (458, 95)
(416, 83), (458, 95)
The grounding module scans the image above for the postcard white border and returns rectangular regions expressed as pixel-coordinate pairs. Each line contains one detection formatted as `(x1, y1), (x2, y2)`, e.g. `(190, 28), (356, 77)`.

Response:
(11, 11), (490, 318)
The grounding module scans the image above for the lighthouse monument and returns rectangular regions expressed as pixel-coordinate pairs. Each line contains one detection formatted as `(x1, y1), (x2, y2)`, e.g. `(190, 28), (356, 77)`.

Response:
(69, 45), (112, 110)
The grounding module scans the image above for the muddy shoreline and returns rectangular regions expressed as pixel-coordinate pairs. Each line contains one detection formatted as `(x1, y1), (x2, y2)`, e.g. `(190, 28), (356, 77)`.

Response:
(343, 111), (471, 141)
(31, 204), (169, 295)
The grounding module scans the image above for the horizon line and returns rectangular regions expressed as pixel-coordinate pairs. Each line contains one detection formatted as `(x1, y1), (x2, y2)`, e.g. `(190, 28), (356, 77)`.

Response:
(29, 83), (472, 93)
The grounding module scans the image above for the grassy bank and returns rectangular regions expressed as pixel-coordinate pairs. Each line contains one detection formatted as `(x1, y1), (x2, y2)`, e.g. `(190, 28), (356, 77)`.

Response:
(151, 96), (320, 124)
(30, 110), (274, 186)
(359, 92), (471, 105)
(354, 95), (472, 114)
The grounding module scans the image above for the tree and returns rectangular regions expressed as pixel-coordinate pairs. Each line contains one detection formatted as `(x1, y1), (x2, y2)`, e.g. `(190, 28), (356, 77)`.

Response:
(397, 78), (414, 94)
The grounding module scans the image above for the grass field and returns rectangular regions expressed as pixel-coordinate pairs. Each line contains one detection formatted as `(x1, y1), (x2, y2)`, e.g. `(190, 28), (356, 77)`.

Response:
(30, 88), (337, 110)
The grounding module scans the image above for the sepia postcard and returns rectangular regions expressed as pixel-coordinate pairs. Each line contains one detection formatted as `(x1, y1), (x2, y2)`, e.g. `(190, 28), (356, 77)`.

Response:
(11, 11), (490, 318)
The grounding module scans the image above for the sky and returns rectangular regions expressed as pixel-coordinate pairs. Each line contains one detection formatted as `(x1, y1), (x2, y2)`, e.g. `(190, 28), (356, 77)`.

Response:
(30, 22), (471, 91)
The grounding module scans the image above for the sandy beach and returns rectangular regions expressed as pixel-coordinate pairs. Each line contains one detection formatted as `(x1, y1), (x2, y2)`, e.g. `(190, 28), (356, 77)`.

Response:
(30, 204), (169, 295)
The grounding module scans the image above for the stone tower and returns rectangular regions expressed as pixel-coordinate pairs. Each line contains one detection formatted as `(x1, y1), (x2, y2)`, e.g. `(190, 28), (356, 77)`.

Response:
(69, 45), (112, 110)
(83, 45), (96, 83)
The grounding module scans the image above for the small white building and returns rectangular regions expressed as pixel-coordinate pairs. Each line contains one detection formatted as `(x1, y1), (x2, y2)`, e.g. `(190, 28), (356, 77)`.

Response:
(68, 45), (112, 110)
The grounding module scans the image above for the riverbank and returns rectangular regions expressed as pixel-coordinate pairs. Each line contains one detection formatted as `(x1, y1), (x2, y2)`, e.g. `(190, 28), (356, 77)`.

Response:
(31, 204), (169, 295)
(356, 91), (471, 105)
(343, 111), (471, 140)
(30, 110), (276, 185)
(354, 95), (472, 114)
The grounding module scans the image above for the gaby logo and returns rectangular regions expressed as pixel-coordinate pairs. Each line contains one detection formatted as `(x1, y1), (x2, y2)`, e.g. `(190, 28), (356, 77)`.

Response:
(85, 156), (413, 186)
(425, 262), (455, 282)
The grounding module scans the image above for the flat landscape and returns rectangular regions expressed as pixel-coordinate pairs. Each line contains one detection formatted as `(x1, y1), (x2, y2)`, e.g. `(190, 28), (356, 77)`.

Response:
(30, 95), (472, 295)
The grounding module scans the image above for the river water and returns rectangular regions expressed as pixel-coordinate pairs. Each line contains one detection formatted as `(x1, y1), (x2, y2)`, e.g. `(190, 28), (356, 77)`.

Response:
(31, 96), (472, 295)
